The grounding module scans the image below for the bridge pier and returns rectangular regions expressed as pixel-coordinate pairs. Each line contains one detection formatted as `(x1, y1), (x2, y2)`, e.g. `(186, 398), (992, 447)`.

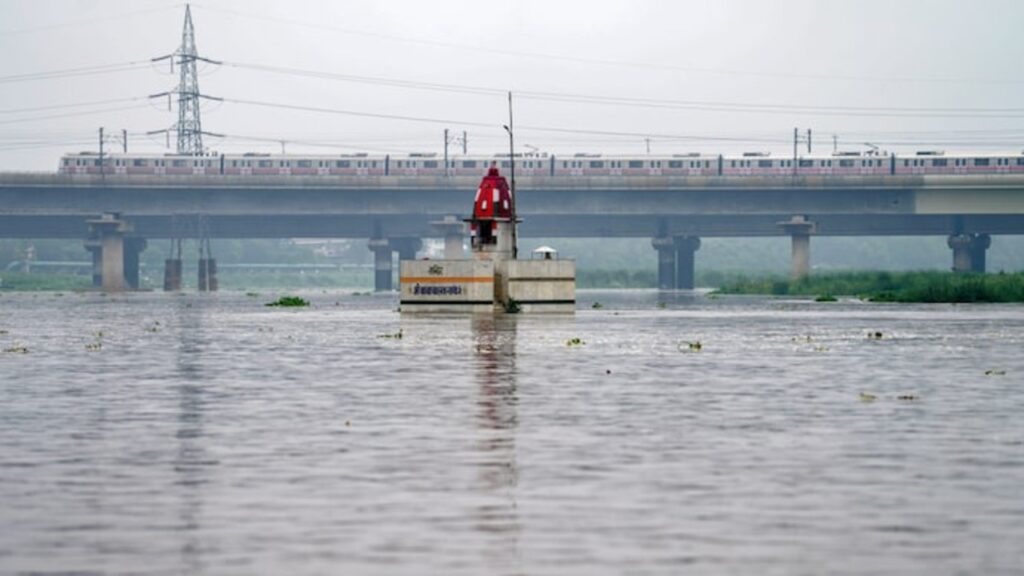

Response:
(948, 233), (991, 273)
(164, 259), (183, 291)
(84, 239), (102, 288)
(391, 237), (423, 263)
(124, 237), (147, 290)
(86, 213), (132, 292)
(674, 236), (701, 290)
(779, 215), (816, 280)
(368, 238), (393, 292)
(432, 215), (465, 259)
(652, 236), (675, 290)
(198, 259), (218, 292)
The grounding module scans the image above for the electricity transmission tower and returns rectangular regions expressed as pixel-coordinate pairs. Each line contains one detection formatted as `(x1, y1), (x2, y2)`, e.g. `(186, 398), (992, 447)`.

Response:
(149, 4), (221, 155)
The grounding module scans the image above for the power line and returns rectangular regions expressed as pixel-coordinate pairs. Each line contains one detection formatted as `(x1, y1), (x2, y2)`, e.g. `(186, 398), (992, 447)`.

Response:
(0, 61), (151, 84)
(0, 97), (141, 115)
(191, 4), (1024, 87)
(0, 103), (151, 126)
(0, 3), (183, 36)
(221, 59), (1024, 119)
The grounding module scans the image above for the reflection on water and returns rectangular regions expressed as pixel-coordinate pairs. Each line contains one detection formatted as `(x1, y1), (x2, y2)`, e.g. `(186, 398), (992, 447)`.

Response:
(472, 315), (521, 568)
(1, 291), (1023, 575)
(174, 298), (207, 573)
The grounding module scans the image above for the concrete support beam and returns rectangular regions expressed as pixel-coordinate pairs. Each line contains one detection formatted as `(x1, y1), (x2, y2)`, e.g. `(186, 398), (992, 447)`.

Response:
(87, 213), (131, 292)
(368, 238), (393, 292)
(198, 259), (218, 292)
(948, 233), (991, 273)
(431, 215), (465, 259)
(391, 237), (423, 263)
(84, 239), (102, 288)
(652, 236), (675, 290)
(674, 236), (701, 290)
(164, 259), (182, 291)
(123, 237), (147, 290)
(778, 215), (816, 280)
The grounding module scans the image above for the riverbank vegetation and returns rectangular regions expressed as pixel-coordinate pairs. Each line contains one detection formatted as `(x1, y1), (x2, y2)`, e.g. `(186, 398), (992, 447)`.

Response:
(713, 271), (1024, 303)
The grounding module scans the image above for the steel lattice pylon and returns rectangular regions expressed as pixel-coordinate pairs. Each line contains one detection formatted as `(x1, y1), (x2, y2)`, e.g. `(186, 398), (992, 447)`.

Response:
(176, 4), (204, 155)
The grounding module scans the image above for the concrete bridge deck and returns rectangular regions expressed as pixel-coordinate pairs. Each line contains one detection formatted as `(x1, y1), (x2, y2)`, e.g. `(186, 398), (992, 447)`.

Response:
(2, 172), (1023, 290)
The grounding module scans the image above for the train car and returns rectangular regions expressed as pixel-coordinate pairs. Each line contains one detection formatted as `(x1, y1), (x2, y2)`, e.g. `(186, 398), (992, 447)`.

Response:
(551, 154), (719, 177)
(893, 151), (1024, 176)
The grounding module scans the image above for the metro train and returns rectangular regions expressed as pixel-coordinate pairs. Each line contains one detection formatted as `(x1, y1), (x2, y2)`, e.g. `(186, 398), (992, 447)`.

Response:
(58, 150), (1024, 178)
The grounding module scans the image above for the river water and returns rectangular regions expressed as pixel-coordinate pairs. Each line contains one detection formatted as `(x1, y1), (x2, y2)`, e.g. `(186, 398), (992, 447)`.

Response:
(1, 290), (1022, 575)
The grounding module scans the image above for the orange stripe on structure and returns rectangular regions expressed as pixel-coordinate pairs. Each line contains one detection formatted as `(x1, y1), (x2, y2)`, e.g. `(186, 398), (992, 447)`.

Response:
(401, 277), (494, 283)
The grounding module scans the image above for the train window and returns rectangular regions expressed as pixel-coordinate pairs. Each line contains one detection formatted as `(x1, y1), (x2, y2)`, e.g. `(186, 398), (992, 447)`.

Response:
(669, 161), (683, 169)
(629, 160), (644, 168)
(932, 159), (947, 167)
(170, 159), (186, 168)
(799, 159), (813, 167)
(501, 161), (510, 168)
(257, 160), (272, 168)
(424, 161), (438, 168)
(839, 160), (854, 168)
(463, 161), (477, 168)
(133, 159), (146, 167)
(974, 158), (990, 166)
(758, 160), (772, 168)
(1017, 158), (1024, 166)
(730, 161), (736, 168)
(589, 161), (604, 168)
(297, 160), (312, 168)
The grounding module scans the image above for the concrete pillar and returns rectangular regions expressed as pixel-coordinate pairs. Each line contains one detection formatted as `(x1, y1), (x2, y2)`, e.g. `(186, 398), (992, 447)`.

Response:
(87, 213), (131, 292)
(948, 233), (990, 273)
(123, 238), (147, 290)
(674, 236), (701, 290)
(778, 215), (816, 280)
(652, 236), (676, 290)
(432, 215), (465, 259)
(84, 239), (102, 287)
(391, 237), (423, 263)
(164, 259), (182, 291)
(368, 238), (393, 292)
(198, 259), (218, 292)
(971, 233), (991, 273)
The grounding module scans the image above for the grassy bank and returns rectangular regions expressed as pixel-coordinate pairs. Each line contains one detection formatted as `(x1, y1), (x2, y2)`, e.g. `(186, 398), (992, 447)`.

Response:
(714, 271), (1024, 303)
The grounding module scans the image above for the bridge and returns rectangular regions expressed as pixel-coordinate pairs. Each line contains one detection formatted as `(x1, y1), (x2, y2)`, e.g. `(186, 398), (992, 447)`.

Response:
(2, 172), (1024, 291)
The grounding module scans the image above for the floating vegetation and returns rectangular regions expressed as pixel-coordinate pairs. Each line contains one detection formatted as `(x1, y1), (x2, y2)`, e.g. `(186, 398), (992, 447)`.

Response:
(85, 342), (102, 352)
(503, 298), (522, 314)
(591, 302), (604, 309)
(867, 331), (884, 340)
(815, 294), (838, 302)
(713, 271), (1024, 303)
(378, 329), (403, 339)
(245, 292), (260, 298)
(985, 369), (1007, 376)
(859, 392), (877, 402)
(265, 296), (310, 307)
(897, 394), (920, 401)
(657, 302), (667, 309)
(566, 337), (585, 347)
(680, 341), (702, 352)
(3, 345), (29, 354)
(813, 346), (829, 353)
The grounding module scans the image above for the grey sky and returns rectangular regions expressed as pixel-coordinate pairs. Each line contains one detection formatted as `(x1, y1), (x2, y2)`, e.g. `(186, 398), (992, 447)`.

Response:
(1, 0), (1022, 170)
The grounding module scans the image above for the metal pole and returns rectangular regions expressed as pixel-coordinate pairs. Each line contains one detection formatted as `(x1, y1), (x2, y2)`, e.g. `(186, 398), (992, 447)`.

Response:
(807, 129), (812, 154)
(99, 127), (105, 179)
(444, 128), (449, 177)
(507, 91), (517, 259)
(122, 129), (128, 154)
(792, 127), (798, 176)
(462, 130), (467, 155)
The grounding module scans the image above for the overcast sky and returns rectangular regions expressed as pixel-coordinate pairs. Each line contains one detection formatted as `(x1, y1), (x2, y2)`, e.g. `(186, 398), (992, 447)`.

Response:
(1, 0), (1022, 170)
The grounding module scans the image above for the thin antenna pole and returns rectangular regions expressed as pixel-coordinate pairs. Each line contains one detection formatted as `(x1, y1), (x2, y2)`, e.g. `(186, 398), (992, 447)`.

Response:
(505, 91), (517, 259)
(792, 127), (798, 176)
(807, 129), (812, 154)
(462, 130), (467, 155)
(444, 128), (449, 177)
(122, 129), (128, 154)
(99, 127), (105, 179)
